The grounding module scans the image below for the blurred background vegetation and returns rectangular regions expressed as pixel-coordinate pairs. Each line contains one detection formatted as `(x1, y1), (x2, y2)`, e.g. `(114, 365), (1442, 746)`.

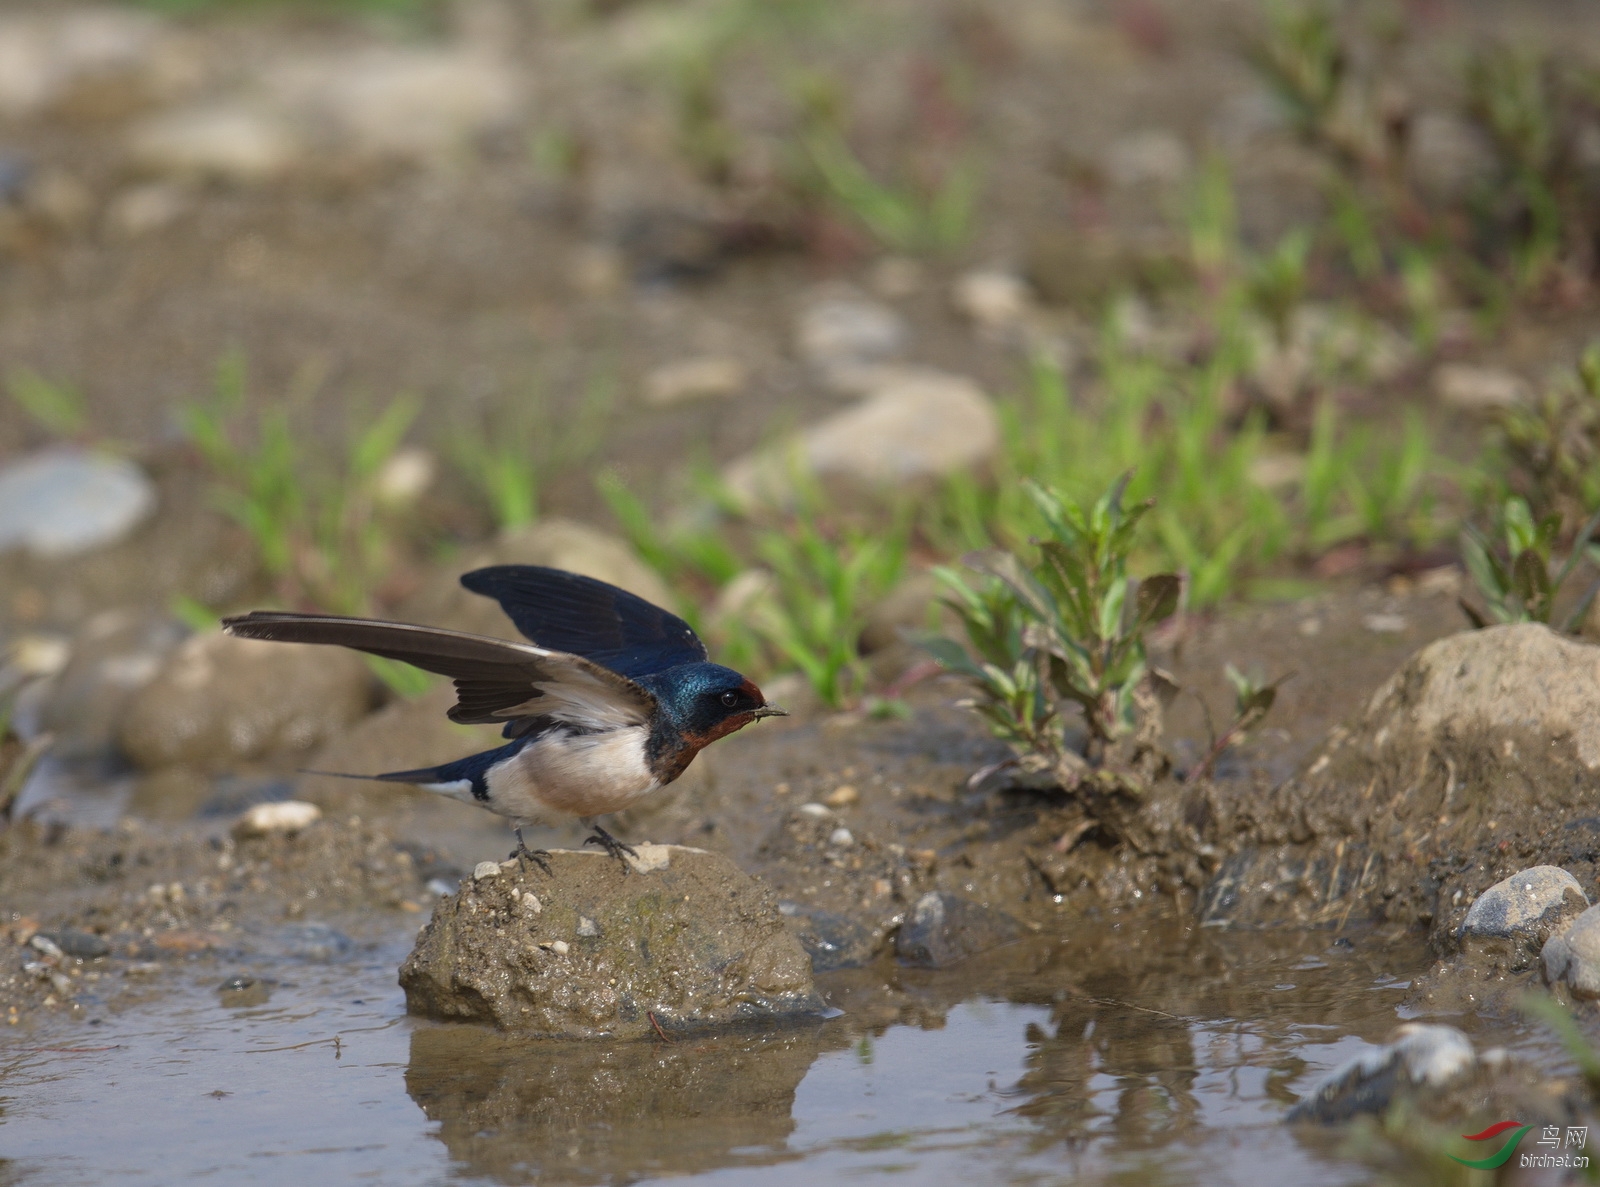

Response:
(2, 0), (1600, 711)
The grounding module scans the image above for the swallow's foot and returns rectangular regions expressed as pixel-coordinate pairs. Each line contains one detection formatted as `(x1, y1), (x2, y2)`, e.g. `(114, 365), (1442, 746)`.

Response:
(510, 829), (552, 876)
(583, 825), (638, 874)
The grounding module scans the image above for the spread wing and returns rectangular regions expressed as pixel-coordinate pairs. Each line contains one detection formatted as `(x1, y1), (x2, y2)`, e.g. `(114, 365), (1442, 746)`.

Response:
(221, 611), (654, 732)
(459, 565), (707, 678)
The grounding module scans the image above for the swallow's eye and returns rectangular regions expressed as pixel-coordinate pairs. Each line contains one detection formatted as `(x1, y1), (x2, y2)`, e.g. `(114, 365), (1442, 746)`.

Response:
(719, 691), (739, 708)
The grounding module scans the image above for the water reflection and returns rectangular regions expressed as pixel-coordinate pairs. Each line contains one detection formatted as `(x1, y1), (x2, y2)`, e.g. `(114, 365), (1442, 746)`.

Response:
(402, 925), (1429, 1185)
(406, 1019), (848, 1184)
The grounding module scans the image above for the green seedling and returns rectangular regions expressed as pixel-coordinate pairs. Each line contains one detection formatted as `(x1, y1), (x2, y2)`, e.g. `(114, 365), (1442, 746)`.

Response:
(450, 368), (616, 534)
(1459, 495), (1600, 631)
(1186, 664), (1290, 784)
(924, 569), (1055, 757)
(801, 125), (979, 255)
(6, 370), (87, 438)
(181, 355), (422, 615)
(745, 508), (907, 710)
(928, 477), (1180, 767)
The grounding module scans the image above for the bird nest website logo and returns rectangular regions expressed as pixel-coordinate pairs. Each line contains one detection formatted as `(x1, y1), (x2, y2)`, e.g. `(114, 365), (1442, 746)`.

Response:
(1450, 1121), (1590, 1170)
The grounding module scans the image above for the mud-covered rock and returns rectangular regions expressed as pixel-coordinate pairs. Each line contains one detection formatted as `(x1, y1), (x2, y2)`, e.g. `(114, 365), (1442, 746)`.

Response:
(895, 890), (1022, 969)
(400, 846), (823, 1036)
(34, 609), (184, 760)
(117, 631), (374, 772)
(1201, 625), (1600, 934)
(1543, 904), (1600, 998)
(1286, 1024), (1477, 1124)
(1460, 866), (1588, 969)
(779, 900), (881, 971)
(399, 518), (672, 640)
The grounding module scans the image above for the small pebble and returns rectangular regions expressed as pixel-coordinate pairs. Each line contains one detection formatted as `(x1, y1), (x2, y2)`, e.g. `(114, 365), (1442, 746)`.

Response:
(797, 802), (834, 819)
(472, 861), (501, 881)
(520, 892), (542, 915)
(824, 785), (859, 808)
(28, 934), (64, 960)
(828, 827), (855, 848)
(1361, 613), (1408, 634)
(51, 930), (110, 959)
(219, 975), (256, 991)
(232, 800), (322, 840)
(545, 940), (569, 956)
(576, 917), (599, 937)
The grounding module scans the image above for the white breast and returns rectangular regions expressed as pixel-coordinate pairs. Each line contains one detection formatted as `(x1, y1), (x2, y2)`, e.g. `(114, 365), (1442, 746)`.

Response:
(485, 726), (661, 824)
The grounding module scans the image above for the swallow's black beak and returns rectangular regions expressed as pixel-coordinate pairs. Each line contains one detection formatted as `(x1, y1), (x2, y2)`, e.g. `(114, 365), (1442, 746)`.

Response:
(751, 704), (789, 719)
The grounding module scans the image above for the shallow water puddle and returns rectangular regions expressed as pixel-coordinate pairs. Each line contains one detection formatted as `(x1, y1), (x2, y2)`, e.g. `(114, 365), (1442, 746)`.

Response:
(0, 925), (1488, 1185)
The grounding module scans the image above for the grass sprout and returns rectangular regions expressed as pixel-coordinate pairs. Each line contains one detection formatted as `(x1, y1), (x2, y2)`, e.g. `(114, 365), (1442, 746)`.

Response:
(1459, 495), (1600, 631)
(181, 355), (422, 616)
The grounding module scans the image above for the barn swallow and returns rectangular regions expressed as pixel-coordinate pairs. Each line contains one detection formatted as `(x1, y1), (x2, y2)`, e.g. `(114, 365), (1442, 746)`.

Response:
(222, 566), (786, 873)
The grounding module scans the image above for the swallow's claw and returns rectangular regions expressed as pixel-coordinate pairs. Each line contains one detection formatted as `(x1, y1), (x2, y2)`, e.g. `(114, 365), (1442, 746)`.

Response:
(510, 828), (553, 876)
(584, 825), (637, 873)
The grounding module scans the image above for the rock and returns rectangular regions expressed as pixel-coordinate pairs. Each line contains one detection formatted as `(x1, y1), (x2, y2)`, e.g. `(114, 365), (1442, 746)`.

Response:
(401, 846), (822, 1036)
(1542, 904), (1600, 997)
(117, 631), (374, 772)
(0, 8), (163, 120)
(951, 270), (1032, 333)
(1203, 625), (1600, 933)
(472, 860), (501, 881)
(231, 800), (322, 840)
(860, 570), (946, 653)
(1460, 865), (1587, 969)
(34, 610), (184, 760)
(721, 370), (1000, 512)
(399, 518), (673, 639)
(258, 46), (522, 165)
(0, 449), (156, 558)
(1286, 1024), (1477, 1123)
(37, 928), (109, 959)
(894, 891), (1022, 969)
(105, 181), (189, 238)
(127, 104), (301, 184)
(778, 901), (880, 971)
(1434, 363), (1528, 412)
(822, 784), (858, 808)
(1105, 129), (1190, 187)
(794, 291), (906, 379)
(642, 356), (748, 407)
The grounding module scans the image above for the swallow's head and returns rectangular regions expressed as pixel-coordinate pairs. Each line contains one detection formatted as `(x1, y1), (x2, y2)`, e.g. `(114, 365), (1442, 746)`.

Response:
(644, 662), (788, 750)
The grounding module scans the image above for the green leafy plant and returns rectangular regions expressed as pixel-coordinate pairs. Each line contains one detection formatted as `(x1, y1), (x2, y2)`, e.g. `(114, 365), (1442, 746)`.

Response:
(1458, 495), (1600, 631)
(927, 477), (1180, 771)
(925, 570), (1053, 757)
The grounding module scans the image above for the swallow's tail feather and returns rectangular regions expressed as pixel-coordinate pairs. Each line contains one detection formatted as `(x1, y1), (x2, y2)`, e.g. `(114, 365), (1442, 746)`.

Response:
(298, 740), (525, 806)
